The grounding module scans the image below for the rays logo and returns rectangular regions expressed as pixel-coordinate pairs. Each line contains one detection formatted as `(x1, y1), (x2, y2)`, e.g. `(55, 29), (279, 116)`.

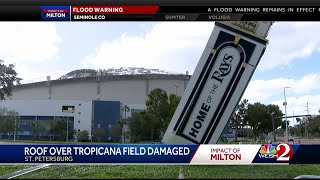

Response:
(259, 144), (277, 158)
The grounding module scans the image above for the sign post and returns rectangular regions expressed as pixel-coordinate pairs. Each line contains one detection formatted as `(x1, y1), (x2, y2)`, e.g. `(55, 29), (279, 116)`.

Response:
(162, 21), (273, 144)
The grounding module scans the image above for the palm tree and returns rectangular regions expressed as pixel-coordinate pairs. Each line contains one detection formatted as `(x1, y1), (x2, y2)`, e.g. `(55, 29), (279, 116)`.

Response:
(122, 105), (130, 120)
(121, 104), (130, 142)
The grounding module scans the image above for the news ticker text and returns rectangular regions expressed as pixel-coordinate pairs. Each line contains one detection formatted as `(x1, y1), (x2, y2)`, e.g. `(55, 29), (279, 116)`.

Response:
(0, 144), (319, 164)
(1, 6), (320, 21)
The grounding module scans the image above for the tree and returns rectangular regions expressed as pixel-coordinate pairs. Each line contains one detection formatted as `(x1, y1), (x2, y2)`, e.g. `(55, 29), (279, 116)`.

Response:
(37, 121), (48, 139)
(164, 94), (181, 130)
(47, 120), (55, 141)
(0, 60), (22, 100)
(144, 88), (181, 140)
(118, 119), (126, 143)
(110, 124), (121, 142)
(295, 117), (303, 137)
(119, 104), (130, 143)
(127, 112), (143, 143)
(230, 99), (248, 141)
(306, 116), (320, 138)
(244, 102), (284, 142)
(146, 88), (168, 136)
(245, 102), (268, 142)
(77, 130), (89, 142)
(281, 120), (290, 130)
(55, 118), (67, 141)
(30, 120), (40, 140)
(50, 118), (69, 141)
(0, 108), (20, 140)
(266, 104), (283, 142)
(141, 110), (159, 141)
(122, 104), (130, 120)
(94, 128), (105, 142)
(126, 88), (182, 142)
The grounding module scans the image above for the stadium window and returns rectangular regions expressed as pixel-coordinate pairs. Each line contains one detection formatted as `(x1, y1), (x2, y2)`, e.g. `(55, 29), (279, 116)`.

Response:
(78, 120), (80, 123)
(62, 105), (75, 113)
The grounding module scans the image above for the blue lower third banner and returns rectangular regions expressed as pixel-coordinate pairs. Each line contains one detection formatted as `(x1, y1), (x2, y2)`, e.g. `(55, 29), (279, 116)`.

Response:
(0, 143), (319, 164)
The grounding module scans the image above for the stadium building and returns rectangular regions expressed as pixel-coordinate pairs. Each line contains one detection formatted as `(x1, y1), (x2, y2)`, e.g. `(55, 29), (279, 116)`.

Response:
(0, 68), (191, 141)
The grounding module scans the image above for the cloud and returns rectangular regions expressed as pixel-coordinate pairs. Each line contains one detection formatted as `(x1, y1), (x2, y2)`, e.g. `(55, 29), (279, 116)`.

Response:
(243, 73), (320, 102)
(83, 22), (320, 73)
(83, 22), (215, 74)
(0, 22), (62, 64)
(242, 72), (320, 120)
(259, 22), (320, 70)
(16, 66), (68, 84)
(243, 72), (320, 105)
(272, 95), (320, 118)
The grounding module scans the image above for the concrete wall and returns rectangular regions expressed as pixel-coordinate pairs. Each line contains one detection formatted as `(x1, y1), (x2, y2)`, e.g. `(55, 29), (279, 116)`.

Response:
(100, 80), (147, 104)
(52, 82), (97, 101)
(10, 86), (49, 100)
(10, 75), (191, 108)
(0, 100), (93, 135)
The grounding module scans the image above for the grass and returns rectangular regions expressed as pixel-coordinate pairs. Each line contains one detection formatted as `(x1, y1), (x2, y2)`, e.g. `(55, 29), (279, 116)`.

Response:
(12, 165), (320, 179)
(0, 165), (32, 177)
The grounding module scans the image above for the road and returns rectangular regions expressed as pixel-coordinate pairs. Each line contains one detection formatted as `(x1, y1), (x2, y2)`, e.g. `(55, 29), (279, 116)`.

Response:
(273, 136), (320, 144)
(0, 141), (31, 145)
(0, 164), (51, 179)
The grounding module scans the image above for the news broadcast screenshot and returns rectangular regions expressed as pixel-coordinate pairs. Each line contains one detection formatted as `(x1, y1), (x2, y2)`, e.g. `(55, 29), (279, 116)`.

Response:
(0, 0), (320, 179)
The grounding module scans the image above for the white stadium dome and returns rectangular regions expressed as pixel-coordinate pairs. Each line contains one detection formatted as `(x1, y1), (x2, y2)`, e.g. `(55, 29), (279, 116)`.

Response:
(1, 67), (191, 142)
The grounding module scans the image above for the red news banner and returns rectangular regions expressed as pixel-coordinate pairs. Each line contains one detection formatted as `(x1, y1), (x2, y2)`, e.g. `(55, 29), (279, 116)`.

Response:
(40, 5), (320, 21)
(71, 6), (159, 20)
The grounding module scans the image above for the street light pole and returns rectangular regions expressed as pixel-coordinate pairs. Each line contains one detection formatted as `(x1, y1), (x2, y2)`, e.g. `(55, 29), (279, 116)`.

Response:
(283, 87), (290, 143)
(271, 112), (275, 143)
(306, 102), (310, 139)
(14, 116), (16, 141)
(66, 112), (69, 142)
(66, 107), (74, 142)
(292, 110), (295, 136)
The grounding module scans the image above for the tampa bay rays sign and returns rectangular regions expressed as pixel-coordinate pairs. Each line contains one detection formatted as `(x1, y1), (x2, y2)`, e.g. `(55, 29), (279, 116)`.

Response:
(162, 21), (273, 144)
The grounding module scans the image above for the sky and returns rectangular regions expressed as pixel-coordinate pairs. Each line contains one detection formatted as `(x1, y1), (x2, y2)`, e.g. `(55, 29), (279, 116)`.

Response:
(0, 22), (319, 126)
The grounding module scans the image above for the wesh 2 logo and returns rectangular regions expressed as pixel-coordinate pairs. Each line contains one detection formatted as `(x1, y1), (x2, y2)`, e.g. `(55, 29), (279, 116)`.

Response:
(259, 144), (294, 162)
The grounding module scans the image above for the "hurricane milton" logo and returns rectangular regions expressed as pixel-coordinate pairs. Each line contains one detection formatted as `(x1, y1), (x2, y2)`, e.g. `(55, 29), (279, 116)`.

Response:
(259, 144), (277, 158)
(41, 6), (70, 21)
